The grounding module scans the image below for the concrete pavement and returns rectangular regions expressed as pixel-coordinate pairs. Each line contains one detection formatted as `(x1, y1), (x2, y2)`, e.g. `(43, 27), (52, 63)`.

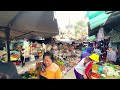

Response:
(62, 66), (76, 79)
(16, 59), (42, 74)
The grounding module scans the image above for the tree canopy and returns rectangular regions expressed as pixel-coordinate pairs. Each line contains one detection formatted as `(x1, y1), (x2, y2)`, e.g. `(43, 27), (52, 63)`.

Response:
(74, 20), (88, 40)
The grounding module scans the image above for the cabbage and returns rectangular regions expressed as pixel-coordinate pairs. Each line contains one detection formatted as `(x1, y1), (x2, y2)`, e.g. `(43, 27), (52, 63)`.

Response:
(105, 66), (115, 76)
(101, 74), (106, 77)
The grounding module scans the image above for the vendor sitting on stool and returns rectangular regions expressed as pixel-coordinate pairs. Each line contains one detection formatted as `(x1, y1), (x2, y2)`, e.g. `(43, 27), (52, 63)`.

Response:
(74, 54), (99, 79)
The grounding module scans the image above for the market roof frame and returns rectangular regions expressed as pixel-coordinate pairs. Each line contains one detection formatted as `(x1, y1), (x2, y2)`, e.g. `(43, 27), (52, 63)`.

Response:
(0, 11), (59, 39)
(0, 11), (59, 62)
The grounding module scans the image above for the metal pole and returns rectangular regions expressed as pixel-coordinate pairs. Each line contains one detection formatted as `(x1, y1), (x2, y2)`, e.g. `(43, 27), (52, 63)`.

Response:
(5, 27), (10, 62)
(4, 12), (22, 63)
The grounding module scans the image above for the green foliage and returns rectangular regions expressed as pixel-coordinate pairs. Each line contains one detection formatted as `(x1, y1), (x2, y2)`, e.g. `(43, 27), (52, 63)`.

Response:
(74, 20), (88, 40)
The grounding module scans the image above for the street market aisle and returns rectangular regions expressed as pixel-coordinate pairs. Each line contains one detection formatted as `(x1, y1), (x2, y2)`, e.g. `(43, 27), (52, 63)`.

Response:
(16, 59), (42, 74)
(16, 58), (77, 79)
(62, 66), (76, 79)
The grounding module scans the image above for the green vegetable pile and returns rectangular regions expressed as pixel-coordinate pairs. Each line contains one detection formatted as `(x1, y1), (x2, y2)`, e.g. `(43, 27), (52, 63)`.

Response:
(20, 71), (38, 79)
(56, 59), (65, 65)
(104, 62), (117, 69)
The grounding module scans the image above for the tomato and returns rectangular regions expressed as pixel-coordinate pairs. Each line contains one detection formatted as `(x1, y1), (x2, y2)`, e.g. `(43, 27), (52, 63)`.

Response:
(91, 72), (100, 79)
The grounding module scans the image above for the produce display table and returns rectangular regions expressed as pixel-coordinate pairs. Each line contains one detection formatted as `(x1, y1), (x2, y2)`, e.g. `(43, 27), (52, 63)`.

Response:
(53, 50), (80, 75)
(0, 50), (20, 64)
(91, 62), (120, 79)
(20, 68), (38, 79)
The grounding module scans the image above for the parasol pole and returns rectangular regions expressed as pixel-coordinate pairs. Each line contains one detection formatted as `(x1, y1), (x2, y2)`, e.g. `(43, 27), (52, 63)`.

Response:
(5, 27), (10, 62)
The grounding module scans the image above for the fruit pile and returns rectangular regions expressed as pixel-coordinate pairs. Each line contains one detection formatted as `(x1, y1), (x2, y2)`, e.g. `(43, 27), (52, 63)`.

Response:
(20, 68), (38, 79)
(21, 72), (30, 79)
(55, 59), (65, 71)
(37, 52), (43, 57)
(1, 57), (7, 63)
(11, 55), (19, 61)
(55, 59), (65, 65)
(91, 62), (120, 79)
(104, 62), (117, 69)
(91, 72), (101, 79)
(92, 64), (99, 71)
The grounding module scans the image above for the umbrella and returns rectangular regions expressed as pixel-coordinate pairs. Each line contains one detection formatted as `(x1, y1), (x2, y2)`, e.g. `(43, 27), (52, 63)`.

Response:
(0, 11), (59, 62)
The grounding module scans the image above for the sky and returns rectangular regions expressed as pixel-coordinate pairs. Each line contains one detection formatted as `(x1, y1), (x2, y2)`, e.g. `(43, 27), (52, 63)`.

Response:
(54, 11), (87, 30)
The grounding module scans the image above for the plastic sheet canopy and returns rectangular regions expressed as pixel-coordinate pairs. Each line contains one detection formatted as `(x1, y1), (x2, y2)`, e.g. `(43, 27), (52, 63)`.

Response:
(86, 11), (111, 30)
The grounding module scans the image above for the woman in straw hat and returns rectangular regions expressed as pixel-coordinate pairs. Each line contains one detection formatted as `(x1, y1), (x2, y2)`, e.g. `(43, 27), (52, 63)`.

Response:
(74, 54), (99, 79)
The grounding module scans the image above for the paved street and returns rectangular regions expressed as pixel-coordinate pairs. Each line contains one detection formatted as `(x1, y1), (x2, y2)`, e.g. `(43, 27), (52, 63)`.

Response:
(62, 66), (76, 79)
(16, 59), (42, 74)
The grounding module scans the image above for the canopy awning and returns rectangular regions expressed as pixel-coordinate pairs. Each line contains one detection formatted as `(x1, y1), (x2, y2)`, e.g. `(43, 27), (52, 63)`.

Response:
(0, 11), (59, 62)
(0, 11), (59, 39)
(104, 11), (120, 33)
(87, 35), (96, 41)
(86, 11), (111, 30)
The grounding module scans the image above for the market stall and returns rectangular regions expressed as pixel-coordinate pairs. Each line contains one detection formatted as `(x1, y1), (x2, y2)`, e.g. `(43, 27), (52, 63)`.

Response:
(91, 62), (120, 79)
(53, 48), (81, 75)
(0, 11), (59, 62)
(20, 68), (38, 79)
(0, 49), (20, 65)
(18, 45), (81, 79)
(30, 42), (44, 60)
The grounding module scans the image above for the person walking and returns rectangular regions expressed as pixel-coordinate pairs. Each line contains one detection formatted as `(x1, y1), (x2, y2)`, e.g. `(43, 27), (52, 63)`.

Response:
(20, 48), (25, 67)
